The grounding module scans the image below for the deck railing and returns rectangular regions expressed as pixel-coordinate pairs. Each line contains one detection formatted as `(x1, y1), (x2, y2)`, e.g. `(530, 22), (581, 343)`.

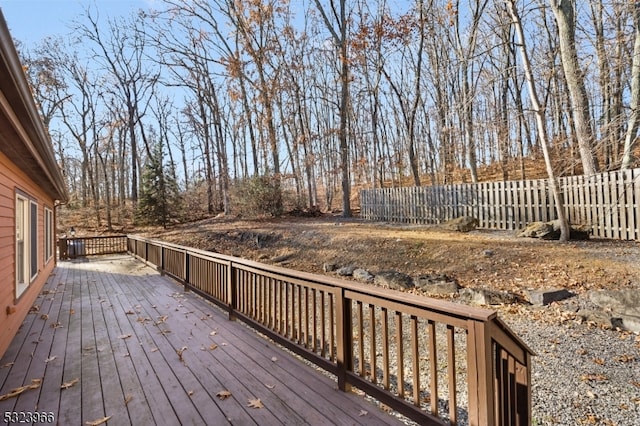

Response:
(126, 235), (534, 426)
(58, 235), (128, 259)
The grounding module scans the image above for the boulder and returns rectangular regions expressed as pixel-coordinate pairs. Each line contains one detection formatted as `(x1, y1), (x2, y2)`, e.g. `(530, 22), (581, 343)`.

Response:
(444, 216), (479, 232)
(352, 268), (374, 283)
(336, 265), (356, 276)
(374, 271), (414, 290)
(527, 288), (575, 306)
(459, 288), (519, 305)
(516, 222), (556, 239)
(589, 290), (640, 317)
(414, 273), (459, 294)
(517, 221), (591, 240)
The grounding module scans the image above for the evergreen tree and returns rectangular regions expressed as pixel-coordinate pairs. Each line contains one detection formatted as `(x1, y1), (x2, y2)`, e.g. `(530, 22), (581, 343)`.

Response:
(136, 142), (182, 227)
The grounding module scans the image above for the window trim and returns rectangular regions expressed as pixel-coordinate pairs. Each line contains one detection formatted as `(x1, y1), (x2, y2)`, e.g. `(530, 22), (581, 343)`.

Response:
(44, 206), (53, 264)
(15, 191), (38, 299)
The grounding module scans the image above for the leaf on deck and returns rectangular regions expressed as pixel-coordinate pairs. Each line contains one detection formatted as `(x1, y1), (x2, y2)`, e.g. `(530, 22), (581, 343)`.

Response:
(358, 410), (368, 416)
(40, 314), (49, 320)
(177, 346), (187, 363)
(61, 378), (80, 389)
(155, 315), (169, 324)
(1, 362), (15, 368)
(45, 356), (57, 363)
(50, 322), (63, 329)
(271, 356), (278, 362)
(216, 390), (232, 400)
(125, 310), (135, 315)
(209, 344), (218, 350)
(85, 415), (112, 425)
(209, 331), (217, 336)
(119, 334), (132, 339)
(247, 398), (264, 409)
(0, 378), (42, 401)
(264, 384), (275, 389)
(124, 394), (133, 405)
(70, 309), (75, 315)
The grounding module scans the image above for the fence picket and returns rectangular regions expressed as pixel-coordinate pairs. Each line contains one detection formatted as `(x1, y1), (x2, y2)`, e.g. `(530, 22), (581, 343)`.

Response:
(360, 168), (640, 240)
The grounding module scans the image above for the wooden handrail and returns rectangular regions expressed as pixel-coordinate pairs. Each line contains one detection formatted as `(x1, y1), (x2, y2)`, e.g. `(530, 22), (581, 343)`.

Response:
(125, 234), (534, 426)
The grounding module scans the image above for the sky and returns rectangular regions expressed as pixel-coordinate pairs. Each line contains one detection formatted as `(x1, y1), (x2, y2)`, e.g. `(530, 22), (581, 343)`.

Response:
(0, 0), (154, 46)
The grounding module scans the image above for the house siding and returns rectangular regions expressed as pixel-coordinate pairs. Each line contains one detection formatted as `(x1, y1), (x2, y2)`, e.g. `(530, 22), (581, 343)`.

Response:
(0, 149), (56, 357)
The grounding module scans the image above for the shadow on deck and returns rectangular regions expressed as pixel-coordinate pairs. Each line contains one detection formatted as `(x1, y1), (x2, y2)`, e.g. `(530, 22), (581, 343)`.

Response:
(0, 255), (399, 425)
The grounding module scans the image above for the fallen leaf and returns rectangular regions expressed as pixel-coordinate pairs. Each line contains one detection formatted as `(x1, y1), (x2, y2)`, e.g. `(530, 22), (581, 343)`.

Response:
(150, 347), (159, 353)
(61, 378), (80, 389)
(265, 384), (275, 389)
(30, 305), (40, 313)
(45, 356), (57, 363)
(124, 394), (133, 405)
(70, 309), (75, 315)
(85, 416), (112, 425)
(0, 379), (42, 401)
(119, 334), (132, 339)
(187, 390), (194, 397)
(209, 331), (217, 336)
(580, 374), (608, 382)
(593, 358), (605, 365)
(125, 310), (135, 315)
(216, 390), (232, 400)
(1, 362), (15, 368)
(615, 354), (635, 363)
(209, 344), (218, 350)
(271, 356), (278, 362)
(248, 398), (264, 409)
(156, 315), (168, 324)
(123, 353), (130, 357)
(177, 346), (187, 363)
(160, 329), (172, 335)
(359, 410), (368, 416)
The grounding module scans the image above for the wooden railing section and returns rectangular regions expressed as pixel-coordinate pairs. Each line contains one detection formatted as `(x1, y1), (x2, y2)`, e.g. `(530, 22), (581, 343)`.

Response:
(127, 235), (534, 426)
(58, 235), (128, 259)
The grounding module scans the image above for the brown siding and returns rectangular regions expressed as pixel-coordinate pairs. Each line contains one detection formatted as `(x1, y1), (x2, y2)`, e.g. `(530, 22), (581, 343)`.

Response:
(0, 149), (56, 357)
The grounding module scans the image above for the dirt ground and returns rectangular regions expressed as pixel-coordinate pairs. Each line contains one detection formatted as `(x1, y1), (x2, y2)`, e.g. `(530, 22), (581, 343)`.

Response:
(142, 214), (640, 305)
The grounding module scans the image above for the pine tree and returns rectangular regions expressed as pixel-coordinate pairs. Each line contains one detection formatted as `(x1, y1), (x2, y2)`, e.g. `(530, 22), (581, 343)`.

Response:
(136, 142), (182, 227)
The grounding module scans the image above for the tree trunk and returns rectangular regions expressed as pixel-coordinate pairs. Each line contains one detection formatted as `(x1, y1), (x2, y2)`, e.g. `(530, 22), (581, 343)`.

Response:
(507, 0), (570, 241)
(550, 0), (599, 175)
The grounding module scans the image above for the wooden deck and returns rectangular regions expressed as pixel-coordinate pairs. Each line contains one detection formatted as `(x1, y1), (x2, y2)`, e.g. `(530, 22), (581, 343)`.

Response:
(0, 255), (402, 426)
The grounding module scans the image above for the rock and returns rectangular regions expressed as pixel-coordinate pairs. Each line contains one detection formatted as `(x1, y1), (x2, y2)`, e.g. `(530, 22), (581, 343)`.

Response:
(443, 216), (479, 232)
(323, 262), (338, 272)
(577, 309), (613, 328)
(517, 221), (590, 240)
(616, 315), (640, 333)
(336, 265), (356, 276)
(527, 288), (575, 306)
(352, 268), (374, 283)
(459, 288), (518, 305)
(482, 249), (494, 258)
(589, 290), (640, 317)
(271, 253), (294, 263)
(374, 271), (414, 290)
(517, 222), (555, 239)
(414, 273), (459, 294)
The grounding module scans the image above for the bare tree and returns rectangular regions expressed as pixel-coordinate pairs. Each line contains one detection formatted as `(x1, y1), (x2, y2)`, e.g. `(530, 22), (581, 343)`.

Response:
(507, 0), (570, 241)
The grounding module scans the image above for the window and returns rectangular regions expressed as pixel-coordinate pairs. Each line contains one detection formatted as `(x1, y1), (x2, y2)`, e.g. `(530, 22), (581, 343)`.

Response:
(44, 207), (53, 263)
(15, 193), (38, 298)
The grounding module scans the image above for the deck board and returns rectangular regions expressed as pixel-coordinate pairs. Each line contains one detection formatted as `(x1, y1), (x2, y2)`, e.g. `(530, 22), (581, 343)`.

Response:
(0, 255), (402, 426)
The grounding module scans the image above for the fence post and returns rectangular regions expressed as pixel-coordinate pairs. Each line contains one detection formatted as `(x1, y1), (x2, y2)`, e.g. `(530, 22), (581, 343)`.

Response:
(58, 237), (68, 260)
(335, 288), (352, 392)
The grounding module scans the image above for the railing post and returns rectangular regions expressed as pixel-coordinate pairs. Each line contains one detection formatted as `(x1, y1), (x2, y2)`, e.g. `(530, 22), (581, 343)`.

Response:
(58, 237), (68, 260)
(159, 246), (165, 276)
(335, 288), (352, 392)
(183, 251), (190, 292)
(467, 320), (496, 426)
(227, 261), (237, 321)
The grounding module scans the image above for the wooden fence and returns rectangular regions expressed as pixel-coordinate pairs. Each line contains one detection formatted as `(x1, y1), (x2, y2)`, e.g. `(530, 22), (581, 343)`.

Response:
(361, 168), (640, 240)
(127, 235), (534, 425)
